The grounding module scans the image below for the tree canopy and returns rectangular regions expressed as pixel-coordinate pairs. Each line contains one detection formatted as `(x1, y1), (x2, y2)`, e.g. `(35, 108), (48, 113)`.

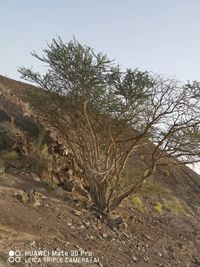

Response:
(19, 38), (200, 213)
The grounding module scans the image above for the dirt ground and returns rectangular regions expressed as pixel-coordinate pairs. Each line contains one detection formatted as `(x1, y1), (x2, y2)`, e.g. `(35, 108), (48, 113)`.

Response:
(0, 171), (199, 267)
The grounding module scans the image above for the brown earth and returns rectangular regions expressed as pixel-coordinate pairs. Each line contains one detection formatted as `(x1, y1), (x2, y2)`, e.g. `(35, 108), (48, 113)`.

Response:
(0, 170), (199, 267)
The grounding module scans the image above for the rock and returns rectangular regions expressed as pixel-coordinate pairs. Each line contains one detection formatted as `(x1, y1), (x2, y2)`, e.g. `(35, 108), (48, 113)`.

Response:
(65, 241), (69, 247)
(143, 256), (149, 262)
(84, 221), (90, 227)
(193, 256), (200, 265)
(52, 187), (64, 197)
(108, 237), (115, 242)
(31, 192), (42, 207)
(73, 210), (81, 216)
(144, 234), (152, 240)
(29, 241), (36, 247)
(0, 160), (5, 174)
(62, 179), (74, 192)
(132, 255), (137, 262)
(168, 245), (175, 253)
(30, 172), (41, 182)
(67, 221), (74, 228)
(102, 233), (108, 238)
(123, 232), (130, 238)
(0, 167), (5, 175)
(15, 191), (29, 203)
(7, 160), (22, 169)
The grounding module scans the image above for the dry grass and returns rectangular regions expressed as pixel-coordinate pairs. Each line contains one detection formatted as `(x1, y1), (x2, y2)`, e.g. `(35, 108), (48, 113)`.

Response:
(154, 201), (163, 214)
(0, 150), (19, 160)
(130, 195), (145, 212)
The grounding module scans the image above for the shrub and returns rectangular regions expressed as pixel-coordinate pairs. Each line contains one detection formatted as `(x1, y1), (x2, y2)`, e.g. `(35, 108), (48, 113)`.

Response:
(142, 178), (168, 195)
(29, 132), (50, 177)
(154, 201), (163, 214)
(130, 195), (145, 212)
(163, 197), (186, 216)
(0, 150), (19, 160)
(18, 37), (200, 213)
(45, 180), (56, 192)
(1, 121), (19, 136)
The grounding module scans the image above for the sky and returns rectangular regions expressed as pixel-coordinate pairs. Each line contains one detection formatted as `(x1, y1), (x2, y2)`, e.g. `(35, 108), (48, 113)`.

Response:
(1, 0), (200, 83)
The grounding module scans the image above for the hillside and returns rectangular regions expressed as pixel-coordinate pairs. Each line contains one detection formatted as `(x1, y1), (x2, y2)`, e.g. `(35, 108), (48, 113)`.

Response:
(0, 75), (200, 267)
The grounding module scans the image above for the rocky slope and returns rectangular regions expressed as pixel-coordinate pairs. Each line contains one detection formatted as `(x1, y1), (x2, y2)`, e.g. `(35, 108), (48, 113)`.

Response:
(0, 75), (200, 267)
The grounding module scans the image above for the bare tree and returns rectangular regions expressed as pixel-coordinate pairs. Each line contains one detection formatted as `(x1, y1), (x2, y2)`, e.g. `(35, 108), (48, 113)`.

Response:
(19, 38), (200, 213)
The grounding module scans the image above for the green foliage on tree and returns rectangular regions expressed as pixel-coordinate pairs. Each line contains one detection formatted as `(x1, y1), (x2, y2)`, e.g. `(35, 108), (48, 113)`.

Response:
(19, 38), (200, 213)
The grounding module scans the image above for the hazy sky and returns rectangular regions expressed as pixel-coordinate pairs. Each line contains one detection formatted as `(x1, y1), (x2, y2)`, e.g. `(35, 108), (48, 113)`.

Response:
(1, 0), (200, 82)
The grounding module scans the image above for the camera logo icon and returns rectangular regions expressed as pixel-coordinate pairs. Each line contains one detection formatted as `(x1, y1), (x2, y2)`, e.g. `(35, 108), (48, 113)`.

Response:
(8, 250), (21, 263)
